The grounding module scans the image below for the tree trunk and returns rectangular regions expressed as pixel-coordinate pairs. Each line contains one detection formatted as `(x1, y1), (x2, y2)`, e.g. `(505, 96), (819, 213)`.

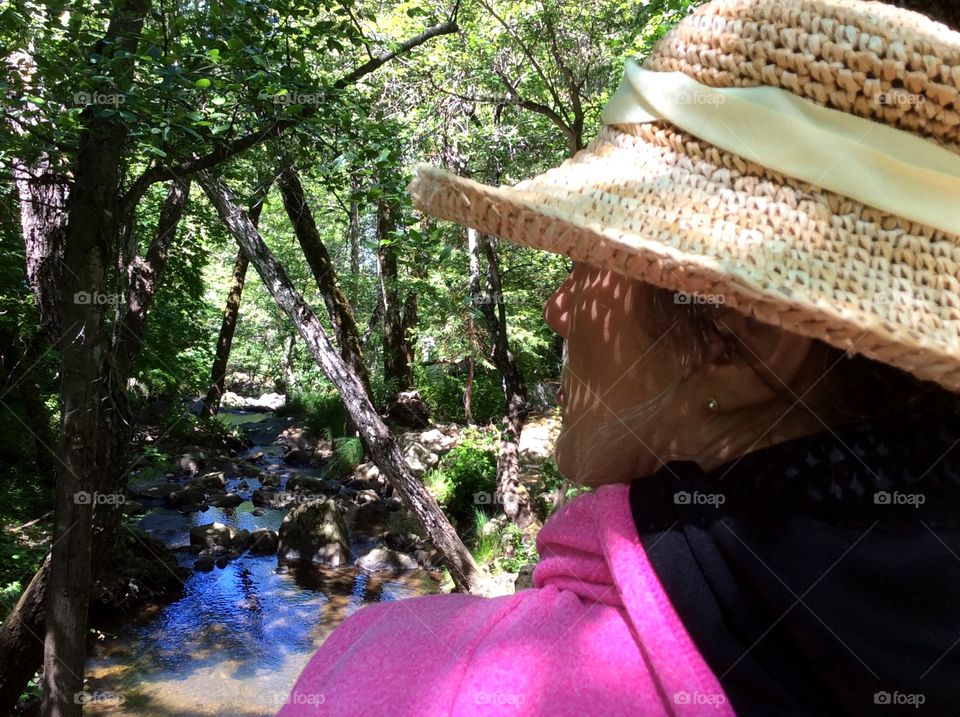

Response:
(468, 228), (536, 530)
(277, 154), (373, 401)
(348, 176), (361, 276)
(199, 189), (267, 419)
(376, 202), (413, 394)
(115, 178), (191, 380)
(200, 173), (488, 594)
(41, 3), (149, 714)
(15, 161), (69, 348)
(7, 47), (70, 349)
(0, 554), (50, 711)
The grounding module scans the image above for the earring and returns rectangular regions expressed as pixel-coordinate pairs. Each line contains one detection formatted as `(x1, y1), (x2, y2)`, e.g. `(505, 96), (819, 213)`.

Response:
(706, 397), (720, 412)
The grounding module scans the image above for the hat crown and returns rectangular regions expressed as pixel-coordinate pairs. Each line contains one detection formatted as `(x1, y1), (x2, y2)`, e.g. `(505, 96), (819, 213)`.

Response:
(645, 0), (960, 152)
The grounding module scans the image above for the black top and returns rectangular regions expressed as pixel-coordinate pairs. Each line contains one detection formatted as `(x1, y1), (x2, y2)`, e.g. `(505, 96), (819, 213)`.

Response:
(629, 406), (960, 716)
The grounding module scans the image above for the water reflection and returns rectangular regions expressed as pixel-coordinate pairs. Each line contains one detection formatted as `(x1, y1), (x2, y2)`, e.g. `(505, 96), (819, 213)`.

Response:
(86, 555), (439, 716)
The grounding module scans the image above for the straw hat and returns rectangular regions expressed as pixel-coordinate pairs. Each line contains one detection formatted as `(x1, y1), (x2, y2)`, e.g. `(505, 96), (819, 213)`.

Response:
(408, 0), (960, 393)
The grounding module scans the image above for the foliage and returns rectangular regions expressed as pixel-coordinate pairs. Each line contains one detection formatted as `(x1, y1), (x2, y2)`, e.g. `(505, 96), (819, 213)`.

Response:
(534, 458), (591, 520)
(423, 467), (455, 506)
(283, 385), (351, 437)
(157, 410), (241, 448)
(414, 363), (503, 424)
(497, 523), (540, 574)
(469, 507), (500, 565)
(438, 439), (499, 520)
(329, 436), (364, 475)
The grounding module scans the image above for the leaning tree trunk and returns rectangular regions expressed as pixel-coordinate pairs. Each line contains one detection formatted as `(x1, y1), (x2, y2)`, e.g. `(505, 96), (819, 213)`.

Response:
(200, 173), (488, 594)
(277, 154), (373, 400)
(200, 188), (267, 418)
(0, 553), (50, 711)
(468, 228), (536, 530)
(376, 201), (413, 395)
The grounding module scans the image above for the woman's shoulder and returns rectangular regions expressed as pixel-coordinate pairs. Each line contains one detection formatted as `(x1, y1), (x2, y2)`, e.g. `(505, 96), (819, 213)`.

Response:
(275, 586), (598, 716)
(276, 484), (734, 716)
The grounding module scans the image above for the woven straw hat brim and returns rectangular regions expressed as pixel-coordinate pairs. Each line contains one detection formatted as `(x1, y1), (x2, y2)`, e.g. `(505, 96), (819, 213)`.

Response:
(408, 119), (960, 393)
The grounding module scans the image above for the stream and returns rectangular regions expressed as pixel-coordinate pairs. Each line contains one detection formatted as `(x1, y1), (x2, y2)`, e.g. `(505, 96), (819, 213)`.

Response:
(83, 410), (441, 716)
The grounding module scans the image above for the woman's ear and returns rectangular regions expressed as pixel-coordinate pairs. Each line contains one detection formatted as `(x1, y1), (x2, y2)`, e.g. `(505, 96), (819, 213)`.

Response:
(701, 309), (815, 410)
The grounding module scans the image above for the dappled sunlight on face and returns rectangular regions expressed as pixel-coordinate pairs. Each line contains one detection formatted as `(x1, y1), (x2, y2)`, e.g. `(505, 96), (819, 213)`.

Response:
(543, 264), (693, 486)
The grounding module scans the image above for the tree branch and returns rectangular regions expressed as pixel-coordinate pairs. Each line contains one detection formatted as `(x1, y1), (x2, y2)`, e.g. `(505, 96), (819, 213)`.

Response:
(120, 15), (459, 217)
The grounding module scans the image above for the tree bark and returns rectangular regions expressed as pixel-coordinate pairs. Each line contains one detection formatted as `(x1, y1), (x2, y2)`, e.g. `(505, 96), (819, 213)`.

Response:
(31, 5), (150, 713)
(115, 178), (191, 380)
(15, 162), (69, 347)
(469, 228), (536, 530)
(0, 554), (50, 711)
(376, 202), (413, 394)
(200, 189), (267, 418)
(200, 173), (488, 594)
(7, 46), (70, 348)
(277, 154), (373, 401)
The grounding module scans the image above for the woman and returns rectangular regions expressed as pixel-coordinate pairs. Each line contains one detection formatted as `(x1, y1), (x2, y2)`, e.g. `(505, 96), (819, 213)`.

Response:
(279, 0), (960, 714)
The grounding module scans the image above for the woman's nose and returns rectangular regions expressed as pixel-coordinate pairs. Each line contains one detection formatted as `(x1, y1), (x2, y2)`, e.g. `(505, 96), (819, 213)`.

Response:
(543, 274), (574, 338)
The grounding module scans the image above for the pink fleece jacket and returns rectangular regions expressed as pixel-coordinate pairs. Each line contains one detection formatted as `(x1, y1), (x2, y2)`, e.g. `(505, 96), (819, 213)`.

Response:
(277, 484), (733, 716)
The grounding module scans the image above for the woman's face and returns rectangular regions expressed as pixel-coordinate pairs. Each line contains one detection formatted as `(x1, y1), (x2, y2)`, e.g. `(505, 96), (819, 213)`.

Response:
(543, 264), (689, 486)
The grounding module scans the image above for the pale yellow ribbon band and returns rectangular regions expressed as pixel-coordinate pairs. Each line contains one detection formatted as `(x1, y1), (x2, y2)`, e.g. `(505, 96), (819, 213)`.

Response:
(601, 57), (960, 237)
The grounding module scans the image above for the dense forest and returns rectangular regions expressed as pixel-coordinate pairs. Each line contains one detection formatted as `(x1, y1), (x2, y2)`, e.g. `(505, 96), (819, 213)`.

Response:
(0, 0), (700, 713)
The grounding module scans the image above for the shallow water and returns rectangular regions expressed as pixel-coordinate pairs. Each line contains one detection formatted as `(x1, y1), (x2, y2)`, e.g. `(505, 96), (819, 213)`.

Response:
(86, 410), (440, 715)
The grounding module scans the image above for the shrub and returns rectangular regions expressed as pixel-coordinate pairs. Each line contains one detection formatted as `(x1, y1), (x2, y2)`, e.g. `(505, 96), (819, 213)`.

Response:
(283, 386), (350, 437)
(469, 507), (499, 564)
(329, 436), (364, 475)
(443, 439), (498, 520)
(423, 468), (455, 505)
